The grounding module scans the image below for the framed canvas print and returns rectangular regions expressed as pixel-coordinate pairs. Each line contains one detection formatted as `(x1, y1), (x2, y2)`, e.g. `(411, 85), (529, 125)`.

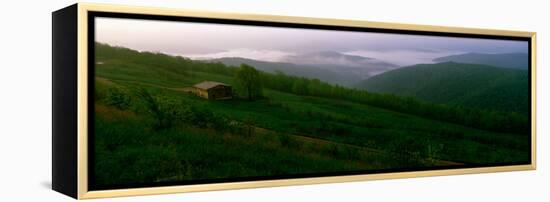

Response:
(52, 3), (536, 199)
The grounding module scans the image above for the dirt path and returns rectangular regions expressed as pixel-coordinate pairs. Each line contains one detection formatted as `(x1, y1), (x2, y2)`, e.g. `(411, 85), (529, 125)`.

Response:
(253, 126), (463, 166)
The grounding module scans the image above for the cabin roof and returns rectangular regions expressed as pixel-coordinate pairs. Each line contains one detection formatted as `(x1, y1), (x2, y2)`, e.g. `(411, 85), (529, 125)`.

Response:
(193, 81), (231, 90)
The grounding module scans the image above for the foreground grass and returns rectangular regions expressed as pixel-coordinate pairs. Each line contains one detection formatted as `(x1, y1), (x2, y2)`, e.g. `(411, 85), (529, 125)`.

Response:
(95, 104), (435, 187)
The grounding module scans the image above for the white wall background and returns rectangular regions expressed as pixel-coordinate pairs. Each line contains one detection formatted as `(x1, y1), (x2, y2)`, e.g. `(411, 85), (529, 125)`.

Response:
(0, 0), (547, 201)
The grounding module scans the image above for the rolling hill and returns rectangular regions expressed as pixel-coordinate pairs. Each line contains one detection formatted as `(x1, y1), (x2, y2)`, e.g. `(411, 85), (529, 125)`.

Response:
(433, 52), (528, 69)
(356, 62), (529, 114)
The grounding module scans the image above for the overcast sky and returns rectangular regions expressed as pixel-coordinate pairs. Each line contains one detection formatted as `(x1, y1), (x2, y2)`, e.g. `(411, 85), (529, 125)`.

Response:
(96, 17), (528, 65)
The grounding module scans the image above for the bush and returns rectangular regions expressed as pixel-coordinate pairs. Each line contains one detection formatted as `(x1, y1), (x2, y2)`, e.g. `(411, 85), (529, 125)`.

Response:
(135, 89), (186, 130)
(134, 88), (230, 131)
(184, 106), (228, 131)
(104, 87), (132, 110)
(318, 121), (350, 136)
(278, 134), (301, 149)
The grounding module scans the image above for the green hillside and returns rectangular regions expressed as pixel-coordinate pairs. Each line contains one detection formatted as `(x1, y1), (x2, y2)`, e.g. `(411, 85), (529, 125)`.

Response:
(357, 62), (529, 114)
(93, 43), (530, 188)
(433, 52), (528, 69)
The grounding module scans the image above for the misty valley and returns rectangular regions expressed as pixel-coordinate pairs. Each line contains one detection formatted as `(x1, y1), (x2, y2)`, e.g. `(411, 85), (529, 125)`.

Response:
(93, 43), (529, 188)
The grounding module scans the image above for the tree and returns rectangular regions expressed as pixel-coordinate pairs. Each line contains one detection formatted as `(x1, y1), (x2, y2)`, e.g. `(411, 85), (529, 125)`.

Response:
(291, 78), (308, 95)
(235, 64), (262, 100)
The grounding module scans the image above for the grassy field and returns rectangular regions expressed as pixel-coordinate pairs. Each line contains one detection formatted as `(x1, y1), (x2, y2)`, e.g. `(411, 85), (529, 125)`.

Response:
(93, 43), (530, 188)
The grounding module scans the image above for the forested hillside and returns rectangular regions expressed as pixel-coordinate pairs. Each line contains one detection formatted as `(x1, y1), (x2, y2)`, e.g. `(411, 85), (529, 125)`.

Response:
(357, 62), (529, 114)
(433, 52), (528, 69)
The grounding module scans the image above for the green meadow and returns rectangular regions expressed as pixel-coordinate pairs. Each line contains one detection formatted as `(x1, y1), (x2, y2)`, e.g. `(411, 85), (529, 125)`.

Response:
(93, 43), (530, 188)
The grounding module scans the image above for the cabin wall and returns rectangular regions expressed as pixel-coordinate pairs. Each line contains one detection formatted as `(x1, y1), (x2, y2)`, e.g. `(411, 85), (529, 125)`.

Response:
(193, 85), (232, 100)
(208, 86), (232, 100)
(194, 88), (209, 99)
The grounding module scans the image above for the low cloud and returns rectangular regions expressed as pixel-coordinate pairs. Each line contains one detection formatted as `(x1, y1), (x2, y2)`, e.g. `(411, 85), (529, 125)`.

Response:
(344, 50), (464, 66)
(182, 48), (466, 67)
(182, 49), (294, 62)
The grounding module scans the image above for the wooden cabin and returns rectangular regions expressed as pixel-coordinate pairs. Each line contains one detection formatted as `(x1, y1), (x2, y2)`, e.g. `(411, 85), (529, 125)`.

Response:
(192, 81), (233, 100)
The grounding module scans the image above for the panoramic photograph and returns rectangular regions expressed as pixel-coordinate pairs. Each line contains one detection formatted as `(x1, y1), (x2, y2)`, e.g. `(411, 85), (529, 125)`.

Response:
(92, 17), (530, 188)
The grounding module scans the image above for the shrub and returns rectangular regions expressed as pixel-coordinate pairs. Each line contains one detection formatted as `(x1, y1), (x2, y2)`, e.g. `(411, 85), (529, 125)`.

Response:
(319, 121), (350, 136)
(278, 134), (301, 149)
(104, 87), (132, 110)
(184, 105), (229, 131)
(135, 89), (186, 130)
(134, 88), (230, 132)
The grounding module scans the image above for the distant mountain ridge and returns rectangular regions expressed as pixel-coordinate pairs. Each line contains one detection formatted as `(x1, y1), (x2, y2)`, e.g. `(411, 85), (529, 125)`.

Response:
(357, 62), (529, 114)
(285, 51), (378, 66)
(433, 52), (528, 69)
(205, 51), (399, 86)
(283, 51), (399, 75)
